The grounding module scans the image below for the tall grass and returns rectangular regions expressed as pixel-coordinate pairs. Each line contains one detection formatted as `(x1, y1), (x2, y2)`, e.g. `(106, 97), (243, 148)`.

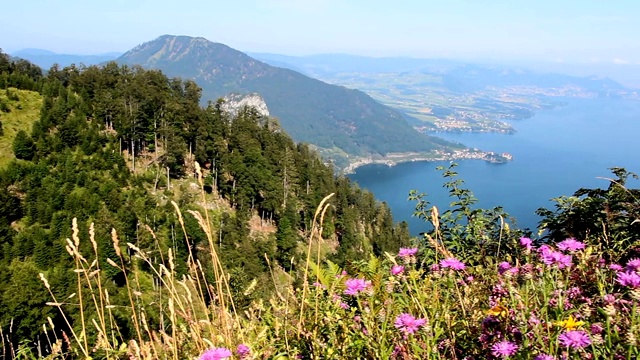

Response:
(14, 163), (640, 359)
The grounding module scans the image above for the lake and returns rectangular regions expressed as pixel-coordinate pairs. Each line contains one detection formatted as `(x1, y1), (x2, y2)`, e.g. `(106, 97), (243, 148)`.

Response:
(349, 97), (640, 235)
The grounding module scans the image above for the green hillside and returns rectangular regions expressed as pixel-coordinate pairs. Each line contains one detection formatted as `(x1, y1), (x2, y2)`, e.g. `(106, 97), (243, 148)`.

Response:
(116, 35), (456, 167)
(0, 88), (42, 167)
(0, 51), (412, 350)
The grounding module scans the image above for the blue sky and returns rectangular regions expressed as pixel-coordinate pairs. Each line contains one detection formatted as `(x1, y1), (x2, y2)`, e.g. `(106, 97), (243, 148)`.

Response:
(2, 0), (639, 64)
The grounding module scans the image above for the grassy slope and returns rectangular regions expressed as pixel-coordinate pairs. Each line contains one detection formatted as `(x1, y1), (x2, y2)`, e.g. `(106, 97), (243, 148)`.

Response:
(0, 88), (42, 167)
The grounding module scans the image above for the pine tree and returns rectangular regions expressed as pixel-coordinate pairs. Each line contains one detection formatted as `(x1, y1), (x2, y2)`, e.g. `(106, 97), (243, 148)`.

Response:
(13, 130), (35, 160)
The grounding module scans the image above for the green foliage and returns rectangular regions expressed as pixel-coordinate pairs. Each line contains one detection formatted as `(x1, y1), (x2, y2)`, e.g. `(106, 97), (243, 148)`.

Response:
(0, 50), (43, 91)
(537, 167), (640, 262)
(12, 130), (35, 160)
(410, 163), (526, 265)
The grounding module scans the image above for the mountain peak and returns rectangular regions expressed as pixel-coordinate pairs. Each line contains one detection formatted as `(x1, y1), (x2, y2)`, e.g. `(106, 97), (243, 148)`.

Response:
(117, 36), (453, 166)
(118, 34), (261, 79)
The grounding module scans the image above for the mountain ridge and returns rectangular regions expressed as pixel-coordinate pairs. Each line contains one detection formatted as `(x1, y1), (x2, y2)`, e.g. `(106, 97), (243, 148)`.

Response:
(10, 48), (120, 69)
(115, 35), (455, 167)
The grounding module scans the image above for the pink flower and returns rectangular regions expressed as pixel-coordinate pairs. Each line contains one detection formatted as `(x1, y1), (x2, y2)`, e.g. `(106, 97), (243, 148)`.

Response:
(557, 238), (585, 252)
(491, 340), (518, 358)
(440, 257), (466, 270)
(519, 237), (533, 250)
(626, 258), (640, 272)
(344, 278), (372, 295)
(616, 271), (640, 288)
(398, 247), (418, 258)
(541, 251), (572, 269)
(391, 265), (405, 276)
(534, 355), (556, 360)
(498, 261), (512, 274)
(609, 264), (623, 271)
(558, 330), (591, 348)
(236, 344), (250, 359)
(200, 347), (233, 360)
(394, 313), (426, 334)
(590, 323), (604, 335)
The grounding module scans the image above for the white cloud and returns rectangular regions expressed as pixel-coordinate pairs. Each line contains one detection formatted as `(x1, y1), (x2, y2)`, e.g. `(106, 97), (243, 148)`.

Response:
(613, 58), (630, 65)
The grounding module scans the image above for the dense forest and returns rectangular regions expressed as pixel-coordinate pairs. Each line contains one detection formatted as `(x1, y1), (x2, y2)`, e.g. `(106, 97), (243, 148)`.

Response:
(0, 50), (411, 350)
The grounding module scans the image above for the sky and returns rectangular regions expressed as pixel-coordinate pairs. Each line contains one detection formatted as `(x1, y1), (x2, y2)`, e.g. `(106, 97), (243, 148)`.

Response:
(2, 0), (640, 65)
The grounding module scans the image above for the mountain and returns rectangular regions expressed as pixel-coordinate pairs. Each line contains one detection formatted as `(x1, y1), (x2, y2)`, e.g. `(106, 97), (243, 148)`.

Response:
(11, 48), (120, 69)
(115, 35), (454, 167)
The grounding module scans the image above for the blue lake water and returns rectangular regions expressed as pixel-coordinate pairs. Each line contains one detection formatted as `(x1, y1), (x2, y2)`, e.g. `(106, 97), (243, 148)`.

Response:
(349, 97), (640, 235)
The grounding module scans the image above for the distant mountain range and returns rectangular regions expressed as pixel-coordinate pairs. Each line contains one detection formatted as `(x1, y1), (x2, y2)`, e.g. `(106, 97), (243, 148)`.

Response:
(250, 53), (631, 95)
(115, 35), (453, 166)
(10, 48), (120, 69)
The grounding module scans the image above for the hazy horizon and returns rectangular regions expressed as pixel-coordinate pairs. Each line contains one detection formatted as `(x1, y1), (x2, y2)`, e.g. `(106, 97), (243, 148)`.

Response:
(3, 1), (640, 87)
(7, 39), (640, 89)
(3, 1), (639, 61)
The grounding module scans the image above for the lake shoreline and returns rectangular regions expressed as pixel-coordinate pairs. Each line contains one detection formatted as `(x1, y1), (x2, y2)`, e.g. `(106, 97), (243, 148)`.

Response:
(343, 149), (512, 174)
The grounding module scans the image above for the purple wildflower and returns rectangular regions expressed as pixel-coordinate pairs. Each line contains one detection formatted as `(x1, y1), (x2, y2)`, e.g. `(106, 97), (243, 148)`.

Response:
(603, 294), (616, 304)
(590, 323), (604, 335)
(528, 313), (541, 326)
(344, 278), (372, 295)
(534, 355), (556, 360)
(200, 347), (233, 360)
(558, 330), (591, 349)
(538, 245), (552, 255)
(339, 302), (349, 309)
(626, 258), (640, 272)
(394, 313), (426, 334)
(391, 265), (405, 276)
(398, 247), (418, 258)
(541, 251), (572, 269)
(498, 261), (512, 274)
(616, 271), (640, 288)
(610, 264), (623, 271)
(491, 340), (518, 358)
(236, 344), (250, 359)
(557, 238), (585, 252)
(440, 257), (466, 270)
(520, 236), (533, 251)
(430, 263), (441, 272)
(520, 263), (534, 275)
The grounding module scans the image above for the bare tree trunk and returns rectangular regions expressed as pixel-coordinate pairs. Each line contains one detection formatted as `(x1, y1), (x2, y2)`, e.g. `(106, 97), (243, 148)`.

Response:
(153, 164), (160, 192)
(283, 165), (288, 209)
(154, 118), (158, 160)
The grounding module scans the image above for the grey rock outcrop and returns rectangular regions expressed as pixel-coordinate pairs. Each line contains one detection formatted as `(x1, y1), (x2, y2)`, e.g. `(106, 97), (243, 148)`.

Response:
(220, 93), (270, 118)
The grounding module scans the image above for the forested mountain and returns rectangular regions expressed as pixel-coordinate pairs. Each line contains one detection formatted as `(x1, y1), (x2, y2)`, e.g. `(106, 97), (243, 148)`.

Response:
(0, 51), (411, 348)
(116, 35), (454, 167)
